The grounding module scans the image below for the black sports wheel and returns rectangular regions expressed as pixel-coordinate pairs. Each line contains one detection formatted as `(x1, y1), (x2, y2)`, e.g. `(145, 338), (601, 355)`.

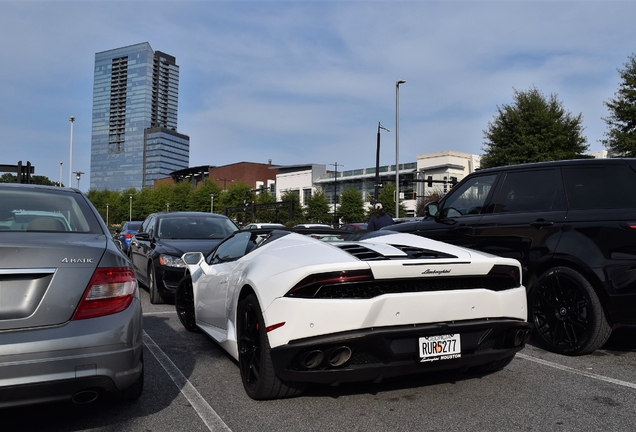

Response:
(148, 264), (166, 305)
(237, 293), (304, 400)
(530, 266), (611, 355)
(175, 276), (200, 333)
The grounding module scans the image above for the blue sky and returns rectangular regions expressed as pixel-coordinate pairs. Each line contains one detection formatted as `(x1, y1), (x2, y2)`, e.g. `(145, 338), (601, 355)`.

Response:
(1, 0), (635, 190)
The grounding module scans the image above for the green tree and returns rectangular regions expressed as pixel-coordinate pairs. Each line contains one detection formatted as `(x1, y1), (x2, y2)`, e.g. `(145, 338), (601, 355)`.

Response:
(481, 86), (588, 168)
(602, 54), (636, 156)
(304, 189), (331, 224)
(0, 173), (15, 183)
(150, 183), (174, 213)
(0, 173), (57, 185)
(279, 189), (304, 227)
(339, 187), (366, 223)
(254, 189), (278, 223)
(169, 181), (194, 212)
(30, 175), (57, 186)
(188, 180), (222, 213)
(216, 181), (252, 224)
(86, 189), (125, 228)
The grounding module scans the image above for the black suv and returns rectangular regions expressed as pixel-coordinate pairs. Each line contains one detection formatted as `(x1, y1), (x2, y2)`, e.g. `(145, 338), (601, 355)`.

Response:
(384, 158), (636, 355)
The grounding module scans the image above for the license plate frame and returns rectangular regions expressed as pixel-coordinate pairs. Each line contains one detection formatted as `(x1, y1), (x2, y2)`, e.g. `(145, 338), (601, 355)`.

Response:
(419, 333), (462, 362)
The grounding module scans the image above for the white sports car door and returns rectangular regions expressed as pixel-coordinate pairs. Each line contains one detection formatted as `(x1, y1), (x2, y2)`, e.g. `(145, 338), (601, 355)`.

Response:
(196, 232), (252, 331)
(196, 262), (238, 330)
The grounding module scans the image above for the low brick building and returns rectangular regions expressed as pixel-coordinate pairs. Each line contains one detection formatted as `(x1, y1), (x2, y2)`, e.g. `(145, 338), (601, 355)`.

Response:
(155, 161), (278, 191)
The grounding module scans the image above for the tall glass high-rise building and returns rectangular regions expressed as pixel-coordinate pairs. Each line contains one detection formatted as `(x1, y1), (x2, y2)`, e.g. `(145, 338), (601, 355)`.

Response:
(90, 42), (190, 191)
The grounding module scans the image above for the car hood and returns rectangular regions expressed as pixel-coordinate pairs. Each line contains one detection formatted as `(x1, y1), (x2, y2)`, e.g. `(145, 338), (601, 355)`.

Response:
(155, 239), (223, 257)
(0, 233), (109, 331)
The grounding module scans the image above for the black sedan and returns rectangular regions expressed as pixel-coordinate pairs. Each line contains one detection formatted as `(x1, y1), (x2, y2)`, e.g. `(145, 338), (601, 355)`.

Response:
(129, 212), (239, 304)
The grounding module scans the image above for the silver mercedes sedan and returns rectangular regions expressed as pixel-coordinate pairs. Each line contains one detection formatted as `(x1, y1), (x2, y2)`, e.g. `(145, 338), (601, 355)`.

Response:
(0, 183), (143, 407)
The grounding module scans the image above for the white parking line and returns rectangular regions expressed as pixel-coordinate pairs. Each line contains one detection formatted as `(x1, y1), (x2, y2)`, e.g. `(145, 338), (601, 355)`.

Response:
(143, 331), (232, 432)
(518, 353), (636, 390)
(143, 310), (176, 316)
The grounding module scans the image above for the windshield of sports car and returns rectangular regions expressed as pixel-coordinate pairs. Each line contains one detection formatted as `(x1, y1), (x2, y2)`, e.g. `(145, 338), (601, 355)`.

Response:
(157, 216), (238, 239)
(209, 230), (275, 263)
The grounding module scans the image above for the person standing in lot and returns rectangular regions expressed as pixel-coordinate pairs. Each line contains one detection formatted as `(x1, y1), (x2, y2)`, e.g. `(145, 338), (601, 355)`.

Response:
(367, 203), (394, 231)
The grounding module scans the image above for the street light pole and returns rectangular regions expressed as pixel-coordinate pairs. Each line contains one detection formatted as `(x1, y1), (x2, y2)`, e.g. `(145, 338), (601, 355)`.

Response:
(375, 122), (390, 204)
(328, 162), (344, 227)
(68, 116), (75, 187)
(73, 171), (84, 189)
(129, 194), (133, 222)
(59, 162), (63, 187)
(106, 204), (109, 227)
(210, 194), (215, 213)
(395, 80), (405, 218)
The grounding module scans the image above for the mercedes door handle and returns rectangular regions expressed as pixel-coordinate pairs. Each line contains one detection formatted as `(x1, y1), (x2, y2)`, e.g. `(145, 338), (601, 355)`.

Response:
(530, 219), (554, 229)
(454, 224), (473, 232)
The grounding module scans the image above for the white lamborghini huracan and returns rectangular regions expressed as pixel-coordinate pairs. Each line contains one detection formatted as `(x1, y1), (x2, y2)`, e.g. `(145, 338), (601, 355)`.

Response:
(175, 228), (531, 400)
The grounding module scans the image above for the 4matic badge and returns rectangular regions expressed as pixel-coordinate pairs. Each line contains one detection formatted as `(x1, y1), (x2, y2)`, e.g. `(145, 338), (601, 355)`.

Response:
(61, 258), (94, 263)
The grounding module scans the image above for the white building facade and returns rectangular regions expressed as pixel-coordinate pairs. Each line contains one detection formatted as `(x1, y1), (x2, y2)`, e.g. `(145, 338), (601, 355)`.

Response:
(275, 164), (327, 205)
(414, 150), (481, 198)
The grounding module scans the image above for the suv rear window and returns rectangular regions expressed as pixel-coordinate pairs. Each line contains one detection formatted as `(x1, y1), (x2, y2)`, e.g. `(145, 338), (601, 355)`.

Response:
(563, 164), (636, 209)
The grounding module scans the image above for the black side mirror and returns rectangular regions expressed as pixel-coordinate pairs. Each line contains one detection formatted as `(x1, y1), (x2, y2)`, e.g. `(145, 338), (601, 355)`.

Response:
(424, 202), (439, 218)
(134, 232), (150, 240)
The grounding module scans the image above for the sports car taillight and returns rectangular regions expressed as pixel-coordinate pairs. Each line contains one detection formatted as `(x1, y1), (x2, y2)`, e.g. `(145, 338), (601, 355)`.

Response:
(286, 269), (374, 298)
(487, 264), (522, 287)
(72, 268), (137, 320)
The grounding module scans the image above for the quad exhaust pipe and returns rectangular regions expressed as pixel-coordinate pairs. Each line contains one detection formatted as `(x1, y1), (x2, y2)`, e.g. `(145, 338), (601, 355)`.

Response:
(514, 330), (525, 347)
(300, 350), (325, 369)
(72, 389), (100, 404)
(328, 346), (352, 367)
(508, 329), (532, 348)
(298, 346), (353, 370)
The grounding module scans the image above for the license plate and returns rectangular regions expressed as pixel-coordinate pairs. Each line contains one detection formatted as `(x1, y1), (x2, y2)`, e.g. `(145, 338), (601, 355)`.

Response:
(419, 334), (461, 362)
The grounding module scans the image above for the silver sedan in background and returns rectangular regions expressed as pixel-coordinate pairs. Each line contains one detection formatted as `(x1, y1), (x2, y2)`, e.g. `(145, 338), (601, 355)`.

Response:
(0, 183), (143, 408)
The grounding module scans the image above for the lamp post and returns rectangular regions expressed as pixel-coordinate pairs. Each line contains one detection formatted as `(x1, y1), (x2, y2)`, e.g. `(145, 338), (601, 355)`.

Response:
(329, 162), (343, 227)
(73, 171), (84, 189)
(106, 203), (109, 227)
(68, 116), (75, 187)
(375, 122), (390, 204)
(395, 80), (405, 218)
(129, 194), (133, 222)
(210, 194), (215, 213)
(59, 162), (63, 187)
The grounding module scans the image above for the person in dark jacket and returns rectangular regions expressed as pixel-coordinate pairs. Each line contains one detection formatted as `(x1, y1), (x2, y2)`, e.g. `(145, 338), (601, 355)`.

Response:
(367, 203), (394, 231)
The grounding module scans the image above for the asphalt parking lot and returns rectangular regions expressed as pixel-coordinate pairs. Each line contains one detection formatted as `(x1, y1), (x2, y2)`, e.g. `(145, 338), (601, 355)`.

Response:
(3, 288), (636, 432)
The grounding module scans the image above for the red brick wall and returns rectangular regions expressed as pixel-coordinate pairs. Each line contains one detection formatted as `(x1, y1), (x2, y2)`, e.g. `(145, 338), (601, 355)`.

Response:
(210, 162), (277, 189)
(154, 162), (278, 188)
